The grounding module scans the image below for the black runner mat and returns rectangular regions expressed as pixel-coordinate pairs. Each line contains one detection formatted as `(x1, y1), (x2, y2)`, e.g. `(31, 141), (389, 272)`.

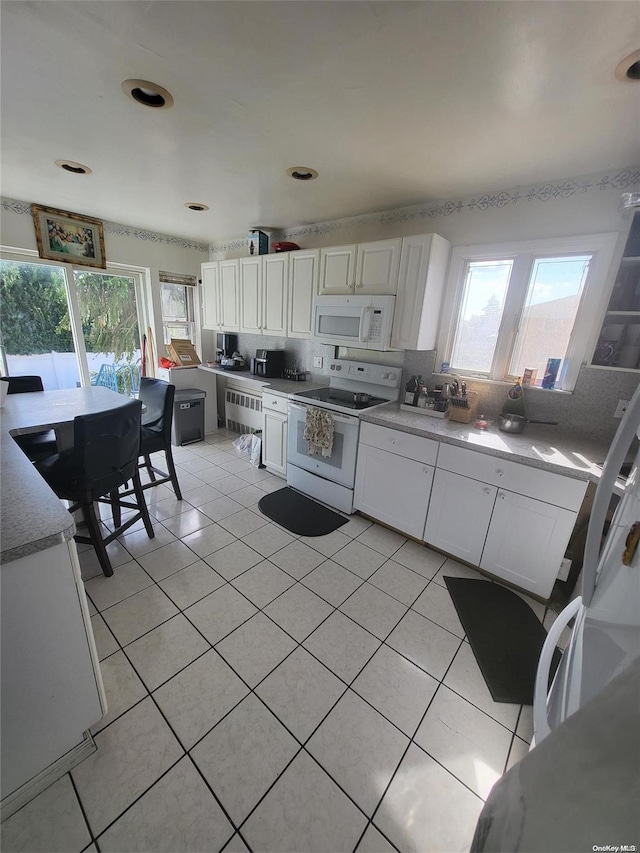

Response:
(445, 576), (562, 705)
(257, 487), (348, 536)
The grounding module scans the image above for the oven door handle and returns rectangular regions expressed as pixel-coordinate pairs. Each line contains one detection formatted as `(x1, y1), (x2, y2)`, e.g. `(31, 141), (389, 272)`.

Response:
(359, 307), (373, 343)
(287, 402), (359, 425)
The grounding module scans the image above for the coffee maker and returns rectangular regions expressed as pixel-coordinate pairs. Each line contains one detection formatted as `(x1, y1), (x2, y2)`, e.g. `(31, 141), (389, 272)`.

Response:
(216, 333), (238, 362)
(250, 349), (285, 378)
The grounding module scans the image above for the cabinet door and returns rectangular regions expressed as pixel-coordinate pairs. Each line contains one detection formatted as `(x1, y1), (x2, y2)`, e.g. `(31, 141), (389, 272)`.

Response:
(201, 262), (220, 330)
(263, 411), (287, 476)
(288, 250), (319, 339)
(219, 260), (240, 332)
(354, 443), (434, 539)
(424, 469), (496, 565)
(355, 239), (401, 294)
(240, 257), (262, 334)
(263, 254), (288, 337)
(391, 234), (449, 350)
(480, 490), (577, 598)
(319, 245), (357, 295)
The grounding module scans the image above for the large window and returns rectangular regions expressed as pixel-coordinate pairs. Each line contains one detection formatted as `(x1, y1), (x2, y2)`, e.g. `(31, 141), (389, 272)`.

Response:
(0, 253), (146, 395)
(160, 271), (196, 345)
(437, 233), (618, 392)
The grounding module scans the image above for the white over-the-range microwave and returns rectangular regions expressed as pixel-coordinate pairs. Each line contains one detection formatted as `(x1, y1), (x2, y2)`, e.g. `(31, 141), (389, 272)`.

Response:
(312, 295), (396, 350)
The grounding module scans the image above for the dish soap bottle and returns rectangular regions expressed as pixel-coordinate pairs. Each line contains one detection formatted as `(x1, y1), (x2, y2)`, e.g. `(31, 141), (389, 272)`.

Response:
(404, 375), (421, 406)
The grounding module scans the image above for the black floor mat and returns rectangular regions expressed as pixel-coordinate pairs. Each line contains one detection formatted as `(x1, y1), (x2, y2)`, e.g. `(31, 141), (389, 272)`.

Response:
(257, 487), (349, 536)
(445, 576), (562, 705)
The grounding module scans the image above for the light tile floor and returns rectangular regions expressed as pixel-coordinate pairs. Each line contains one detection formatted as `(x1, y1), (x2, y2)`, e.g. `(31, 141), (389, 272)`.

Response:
(2, 431), (559, 853)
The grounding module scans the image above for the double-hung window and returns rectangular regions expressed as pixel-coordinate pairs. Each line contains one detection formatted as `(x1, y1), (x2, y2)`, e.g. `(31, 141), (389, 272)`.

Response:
(437, 233), (618, 391)
(159, 271), (197, 345)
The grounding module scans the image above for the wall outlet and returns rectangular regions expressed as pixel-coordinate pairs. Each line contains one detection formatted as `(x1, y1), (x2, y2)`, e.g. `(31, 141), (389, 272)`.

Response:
(614, 399), (630, 419)
(313, 356), (323, 369)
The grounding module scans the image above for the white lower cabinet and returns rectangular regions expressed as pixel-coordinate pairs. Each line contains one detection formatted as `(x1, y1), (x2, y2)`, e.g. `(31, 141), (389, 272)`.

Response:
(354, 443), (434, 539)
(262, 392), (288, 477)
(423, 469), (496, 566)
(480, 490), (577, 598)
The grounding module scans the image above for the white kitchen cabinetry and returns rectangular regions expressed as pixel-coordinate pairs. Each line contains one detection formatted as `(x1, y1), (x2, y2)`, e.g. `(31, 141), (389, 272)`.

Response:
(318, 240), (402, 296)
(354, 423), (438, 538)
(423, 469), (497, 565)
(201, 262), (221, 330)
(262, 391), (288, 477)
(288, 249), (319, 338)
(319, 245), (357, 295)
(262, 254), (288, 337)
(355, 239), (401, 294)
(391, 233), (451, 350)
(219, 260), (240, 331)
(424, 443), (587, 598)
(239, 257), (262, 334)
(202, 260), (240, 332)
(480, 490), (577, 598)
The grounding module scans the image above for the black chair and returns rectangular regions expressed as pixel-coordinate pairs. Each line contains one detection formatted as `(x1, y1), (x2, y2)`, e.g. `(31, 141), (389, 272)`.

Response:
(35, 400), (154, 577)
(136, 377), (183, 500)
(1, 375), (58, 460)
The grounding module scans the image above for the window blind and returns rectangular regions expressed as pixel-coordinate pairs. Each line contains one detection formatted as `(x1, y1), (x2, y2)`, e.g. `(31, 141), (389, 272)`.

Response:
(159, 271), (197, 287)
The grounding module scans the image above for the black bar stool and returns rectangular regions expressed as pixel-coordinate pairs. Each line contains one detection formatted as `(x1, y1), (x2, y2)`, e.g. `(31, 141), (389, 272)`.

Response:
(137, 377), (183, 500)
(35, 400), (154, 577)
(1, 375), (58, 460)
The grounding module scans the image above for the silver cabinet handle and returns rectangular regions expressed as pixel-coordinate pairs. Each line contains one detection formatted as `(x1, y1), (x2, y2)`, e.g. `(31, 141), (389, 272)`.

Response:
(391, 440), (397, 445)
(498, 492), (506, 500)
(496, 469), (504, 477)
(483, 487), (492, 495)
(355, 282), (363, 289)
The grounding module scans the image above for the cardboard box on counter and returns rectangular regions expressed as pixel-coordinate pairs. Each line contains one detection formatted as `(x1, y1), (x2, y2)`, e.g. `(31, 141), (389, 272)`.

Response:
(166, 338), (201, 366)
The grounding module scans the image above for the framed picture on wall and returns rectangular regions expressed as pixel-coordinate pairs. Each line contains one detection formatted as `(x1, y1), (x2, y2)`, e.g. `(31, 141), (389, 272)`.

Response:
(31, 204), (107, 269)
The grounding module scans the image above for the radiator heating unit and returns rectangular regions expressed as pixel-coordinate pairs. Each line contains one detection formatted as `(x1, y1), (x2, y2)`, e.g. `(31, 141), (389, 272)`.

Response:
(225, 389), (263, 434)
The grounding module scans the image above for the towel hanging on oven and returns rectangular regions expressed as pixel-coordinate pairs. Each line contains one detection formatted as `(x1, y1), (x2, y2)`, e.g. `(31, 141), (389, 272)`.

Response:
(303, 407), (335, 458)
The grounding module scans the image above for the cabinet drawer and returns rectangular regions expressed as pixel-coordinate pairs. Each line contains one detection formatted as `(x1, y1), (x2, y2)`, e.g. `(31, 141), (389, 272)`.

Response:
(262, 391), (288, 414)
(360, 422), (438, 465)
(437, 443), (587, 511)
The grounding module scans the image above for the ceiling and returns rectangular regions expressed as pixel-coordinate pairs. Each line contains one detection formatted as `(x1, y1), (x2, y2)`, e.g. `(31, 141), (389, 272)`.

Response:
(1, 1), (639, 244)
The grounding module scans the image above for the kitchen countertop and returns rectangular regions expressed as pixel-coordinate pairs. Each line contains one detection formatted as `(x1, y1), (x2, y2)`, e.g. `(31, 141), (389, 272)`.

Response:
(361, 403), (611, 484)
(197, 364), (323, 395)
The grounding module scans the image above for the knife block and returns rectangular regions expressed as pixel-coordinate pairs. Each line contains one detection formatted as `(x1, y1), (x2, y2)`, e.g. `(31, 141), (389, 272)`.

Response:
(448, 391), (479, 424)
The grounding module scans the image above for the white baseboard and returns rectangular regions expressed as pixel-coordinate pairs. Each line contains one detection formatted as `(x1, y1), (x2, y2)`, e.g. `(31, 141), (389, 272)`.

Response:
(1, 732), (96, 822)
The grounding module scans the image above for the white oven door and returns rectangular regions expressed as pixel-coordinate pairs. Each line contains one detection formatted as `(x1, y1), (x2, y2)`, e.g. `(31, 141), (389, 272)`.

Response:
(287, 402), (360, 488)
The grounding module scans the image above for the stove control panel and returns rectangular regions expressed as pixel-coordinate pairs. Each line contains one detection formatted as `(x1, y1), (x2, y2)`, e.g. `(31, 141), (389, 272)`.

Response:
(326, 359), (400, 387)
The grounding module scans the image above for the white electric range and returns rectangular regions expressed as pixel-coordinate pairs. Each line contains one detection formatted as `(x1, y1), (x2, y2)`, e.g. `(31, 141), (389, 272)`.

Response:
(286, 359), (401, 513)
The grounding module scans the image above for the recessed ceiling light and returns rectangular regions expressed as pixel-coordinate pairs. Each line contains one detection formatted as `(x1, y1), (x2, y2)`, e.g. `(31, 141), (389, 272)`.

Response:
(615, 50), (640, 81)
(286, 166), (318, 181)
(121, 79), (174, 109)
(184, 202), (209, 212)
(55, 159), (92, 175)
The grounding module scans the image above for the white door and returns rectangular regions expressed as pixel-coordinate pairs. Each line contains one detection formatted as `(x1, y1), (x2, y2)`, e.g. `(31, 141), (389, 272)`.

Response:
(219, 260), (240, 332)
(354, 443), (434, 539)
(263, 411), (287, 477)
(391, 234), (449, 350)
(355, 239), (401, 294)
(424, 469), (496, 564)
(319, 245), (357, 295)
(240, 257), (262, 334)
(201, 262), (220, 330)
(288, 250), (319, 339)
(481, 490), (577, 598)
(263, 254), (288, 337)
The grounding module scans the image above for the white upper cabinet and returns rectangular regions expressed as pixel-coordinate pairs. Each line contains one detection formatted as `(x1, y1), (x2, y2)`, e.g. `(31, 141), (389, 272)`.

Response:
(201, 262), (220, 330)
(288, 249), (319, 339)
(319, 245), (357, 295)
(262, 254), (288, 337)
(239, 257), (262, 334)
(219, 260), (240, 332)
(355, 238), (401, 294)
(391, 234), (451, 350)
